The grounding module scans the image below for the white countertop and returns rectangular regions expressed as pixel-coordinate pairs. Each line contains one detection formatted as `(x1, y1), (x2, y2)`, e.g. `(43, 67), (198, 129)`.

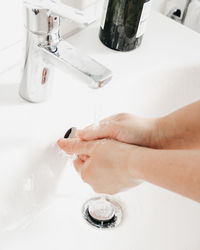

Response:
(0, 11), (200, 250)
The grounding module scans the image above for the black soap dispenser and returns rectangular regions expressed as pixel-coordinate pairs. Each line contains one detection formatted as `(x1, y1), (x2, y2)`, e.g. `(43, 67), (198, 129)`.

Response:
(99, 0), (152, 52)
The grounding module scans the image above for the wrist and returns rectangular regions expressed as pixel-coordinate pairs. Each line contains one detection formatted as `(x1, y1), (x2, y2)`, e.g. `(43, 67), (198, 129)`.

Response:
(133, 117), (161, 148)
(153, 116), (181, 149)
(143, 118), (165, 149)
(127, 145), (146, 181)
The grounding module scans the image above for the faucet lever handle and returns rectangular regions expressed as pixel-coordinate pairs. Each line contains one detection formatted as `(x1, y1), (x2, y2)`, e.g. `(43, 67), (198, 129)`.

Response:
(24, 0), (92, 25)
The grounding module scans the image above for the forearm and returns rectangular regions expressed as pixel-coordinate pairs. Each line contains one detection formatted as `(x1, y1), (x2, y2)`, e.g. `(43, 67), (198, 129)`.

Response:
(157, 101), (200, 149)
(130, 148), (200, 202)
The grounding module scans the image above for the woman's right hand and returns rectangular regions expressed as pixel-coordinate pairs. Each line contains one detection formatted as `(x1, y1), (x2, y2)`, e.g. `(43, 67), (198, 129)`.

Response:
(58, 137), (143, 195)
(78, 113), (161, 149)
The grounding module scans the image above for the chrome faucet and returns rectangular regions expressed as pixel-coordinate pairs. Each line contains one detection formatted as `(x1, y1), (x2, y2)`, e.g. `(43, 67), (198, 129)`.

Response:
(19, 0), (112, 103)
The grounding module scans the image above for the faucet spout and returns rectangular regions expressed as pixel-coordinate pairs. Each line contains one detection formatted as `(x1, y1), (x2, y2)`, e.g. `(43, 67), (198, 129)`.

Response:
(41, 40), (112, 89)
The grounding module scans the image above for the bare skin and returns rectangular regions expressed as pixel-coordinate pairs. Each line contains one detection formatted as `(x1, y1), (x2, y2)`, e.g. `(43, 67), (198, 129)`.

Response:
(58, 101), (200, 202)
(78, 101), (200, 150)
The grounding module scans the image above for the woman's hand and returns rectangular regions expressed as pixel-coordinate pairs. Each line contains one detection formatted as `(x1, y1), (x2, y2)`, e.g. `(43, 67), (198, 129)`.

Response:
(57, 138), (141, 194)
(78, 113), (160, 148)
(78, 101), (200, 150)
(57, 134), (200, 201)
(57, 101), (200, 200)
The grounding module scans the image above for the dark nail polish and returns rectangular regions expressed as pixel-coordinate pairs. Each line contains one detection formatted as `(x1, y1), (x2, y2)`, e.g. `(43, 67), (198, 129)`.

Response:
(64, 128), (72, 139)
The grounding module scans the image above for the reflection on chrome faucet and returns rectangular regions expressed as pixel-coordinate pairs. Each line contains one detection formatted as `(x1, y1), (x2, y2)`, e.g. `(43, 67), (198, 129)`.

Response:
(19, 0), (112, 103)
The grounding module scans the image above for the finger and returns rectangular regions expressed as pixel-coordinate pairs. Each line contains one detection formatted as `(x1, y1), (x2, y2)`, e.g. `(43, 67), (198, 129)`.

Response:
(78, 122), (117, 141)
(73, 157), (84, 173)
(57, 138), (95, 155)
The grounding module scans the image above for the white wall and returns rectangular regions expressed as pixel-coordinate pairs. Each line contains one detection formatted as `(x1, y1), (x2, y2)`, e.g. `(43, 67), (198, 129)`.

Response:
(0, 1), (23, 76)
(0, 1), (23, 49)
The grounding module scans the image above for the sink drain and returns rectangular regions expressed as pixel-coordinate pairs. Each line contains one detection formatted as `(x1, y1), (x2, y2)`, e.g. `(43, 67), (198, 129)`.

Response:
(82, 197), (122, 229)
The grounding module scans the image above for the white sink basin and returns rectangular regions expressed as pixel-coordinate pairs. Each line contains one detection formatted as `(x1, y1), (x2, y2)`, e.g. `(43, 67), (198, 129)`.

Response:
(0, 12), (200, 250)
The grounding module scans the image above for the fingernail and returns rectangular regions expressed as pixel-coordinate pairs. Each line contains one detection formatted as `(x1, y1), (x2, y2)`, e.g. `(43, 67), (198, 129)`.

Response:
(64, 128), (72, 139)
(64, 127), (77, 139)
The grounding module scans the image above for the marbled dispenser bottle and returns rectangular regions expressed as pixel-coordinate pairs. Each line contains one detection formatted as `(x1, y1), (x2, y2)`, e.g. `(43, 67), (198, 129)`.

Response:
(99, 0), (152, 51)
